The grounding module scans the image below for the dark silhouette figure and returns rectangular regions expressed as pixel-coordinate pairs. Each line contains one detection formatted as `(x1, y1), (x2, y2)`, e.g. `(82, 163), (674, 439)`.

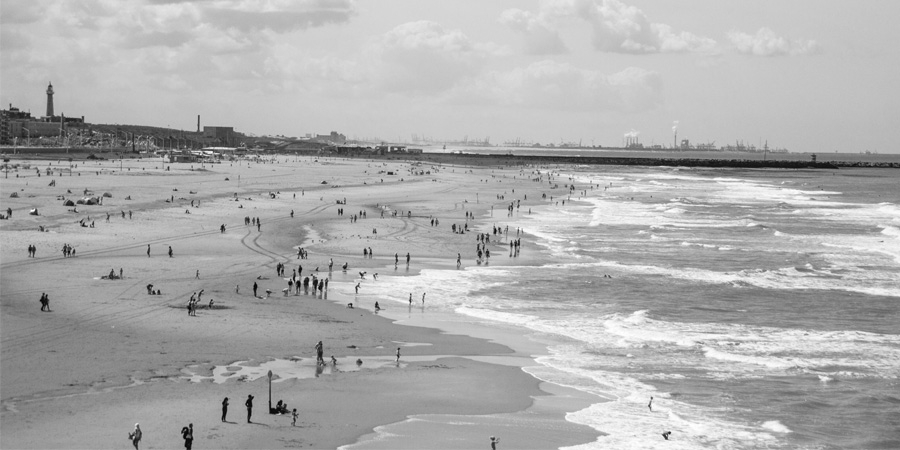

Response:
(245, 395), (253, 423)
(181, 423), (193, 450)
(221, 397), (229, 422)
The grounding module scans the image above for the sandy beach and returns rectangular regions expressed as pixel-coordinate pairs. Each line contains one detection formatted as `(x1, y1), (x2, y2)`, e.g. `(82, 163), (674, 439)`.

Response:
(1, 154), (599, 449)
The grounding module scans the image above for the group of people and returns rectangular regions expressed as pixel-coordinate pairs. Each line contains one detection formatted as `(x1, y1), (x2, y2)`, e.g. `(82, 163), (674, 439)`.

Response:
(61, 243), (75, 257)
(38, 293), (51, 312)
(187, 290), (211, 316)
(26, 244), (37, 257)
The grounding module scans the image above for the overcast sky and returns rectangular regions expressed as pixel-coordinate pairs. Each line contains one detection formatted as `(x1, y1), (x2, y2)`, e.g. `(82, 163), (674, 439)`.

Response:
(2, 0), (899, 153)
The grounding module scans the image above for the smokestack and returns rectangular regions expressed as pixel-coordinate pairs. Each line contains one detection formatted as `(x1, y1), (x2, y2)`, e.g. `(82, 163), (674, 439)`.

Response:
(672, 120), (679, 149)
(197, 115), (200, 133)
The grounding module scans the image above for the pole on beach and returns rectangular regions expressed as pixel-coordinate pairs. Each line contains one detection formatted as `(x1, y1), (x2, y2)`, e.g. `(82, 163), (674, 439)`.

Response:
(267, 370), (273, 414)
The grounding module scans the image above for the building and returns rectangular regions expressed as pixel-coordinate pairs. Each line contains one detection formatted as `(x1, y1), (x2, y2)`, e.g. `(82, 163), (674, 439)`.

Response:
(313, 131), (346, 144)
(1, 105), (33, 144)
(203, 126), (235, 146)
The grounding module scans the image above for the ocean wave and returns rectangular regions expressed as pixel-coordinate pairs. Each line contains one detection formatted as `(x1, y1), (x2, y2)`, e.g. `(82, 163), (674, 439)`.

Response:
(760, 420), (792, 433)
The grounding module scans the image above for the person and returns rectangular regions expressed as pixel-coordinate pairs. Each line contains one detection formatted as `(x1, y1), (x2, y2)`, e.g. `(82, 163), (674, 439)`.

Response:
(490, 436), (499, 449)
(315, 341), (324, 365)
(129, 423), (142, 450)
(222, 397), (229, 422)
(195, 269), (199, 279)
(292, 408), (298, 426)
(275, 400), (284, 414)
(662, 431), (671, 440)
(253, 281), (258, 297)
(406, 253), (410, 265)
(648, 396), (653, 411)
(408, 293), (412, 305)
(245, 395), (254, 423)
(168, 246), (173, 257)
(396, 347), (401, 362)
(374, 301), (380, 311)
(147, 245), (151, 257)
(331, 355), (337, 364)
(355, 283), (360, 294)
(457, 253), (461, 268)
(39, 293), (49, 312)
(182, 423), (193, 450)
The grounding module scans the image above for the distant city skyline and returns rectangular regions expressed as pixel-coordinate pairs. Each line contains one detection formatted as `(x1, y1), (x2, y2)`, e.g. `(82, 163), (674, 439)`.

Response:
(2, 1), (899, 153)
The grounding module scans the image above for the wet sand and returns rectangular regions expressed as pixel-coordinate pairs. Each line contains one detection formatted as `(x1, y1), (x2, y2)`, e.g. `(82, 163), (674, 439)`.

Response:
(0, 155), (599, 449)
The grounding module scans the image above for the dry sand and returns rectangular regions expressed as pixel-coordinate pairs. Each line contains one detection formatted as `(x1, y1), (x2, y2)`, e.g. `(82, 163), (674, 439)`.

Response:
(1, 154), (599, 449)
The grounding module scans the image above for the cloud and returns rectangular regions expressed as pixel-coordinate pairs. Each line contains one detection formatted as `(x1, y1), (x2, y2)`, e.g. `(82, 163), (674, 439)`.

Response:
(0, 0), (358, 94)
(500, 0), (716, 54)
(371, 20), (499, 93)
(727, 28), (819, 56)
(499, 9), (567, 55)
(459, 60), (662, 112)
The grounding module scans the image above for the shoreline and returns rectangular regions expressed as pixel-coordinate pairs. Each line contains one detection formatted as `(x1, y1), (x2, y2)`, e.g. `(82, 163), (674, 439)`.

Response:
(1, 156), (601, 448)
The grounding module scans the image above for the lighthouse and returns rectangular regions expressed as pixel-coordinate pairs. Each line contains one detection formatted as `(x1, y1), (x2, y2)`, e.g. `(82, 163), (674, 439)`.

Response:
(46, 82), (54, 118)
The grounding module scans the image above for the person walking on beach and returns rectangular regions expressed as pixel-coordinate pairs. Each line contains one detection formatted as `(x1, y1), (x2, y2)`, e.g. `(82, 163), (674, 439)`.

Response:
(129, 423), (142, 450)
(221, 397), (229, 422)
(39, 293), (50, 312)
(490, 436), (499, 449)
(253, 281), (258, 297)
(396, 347), (401, 362)
(147, 245), (151, 257)
(457, 253), (461, 269)
(406, 253), (410, 266)
(181, 423), (193, 450)
(168, 246), (173, 257)
(648, 396), (653, 411)
(315, 340), (325, 365)
(291, 408), (298, 426)
(245, 395), (254, 423)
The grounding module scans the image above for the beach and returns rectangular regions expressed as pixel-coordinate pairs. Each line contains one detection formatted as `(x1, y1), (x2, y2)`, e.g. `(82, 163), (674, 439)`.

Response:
(0, 155), (598, 449)
(2, 154), (899, 449)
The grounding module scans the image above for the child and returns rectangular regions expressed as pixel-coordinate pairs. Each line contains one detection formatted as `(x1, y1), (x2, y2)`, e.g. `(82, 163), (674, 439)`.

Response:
(291, 408), (298, 426)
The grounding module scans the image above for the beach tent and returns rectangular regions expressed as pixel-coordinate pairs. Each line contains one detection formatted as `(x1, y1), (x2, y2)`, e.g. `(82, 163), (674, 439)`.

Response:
(102, 192), (113, 198)
(9, 192), (18, 198)
(78, 196), (101, 205)
(63, 199), (75, 206)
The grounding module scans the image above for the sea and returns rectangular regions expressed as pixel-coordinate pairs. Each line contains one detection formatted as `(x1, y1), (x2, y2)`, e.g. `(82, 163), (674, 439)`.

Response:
(343, 164), (900, 449)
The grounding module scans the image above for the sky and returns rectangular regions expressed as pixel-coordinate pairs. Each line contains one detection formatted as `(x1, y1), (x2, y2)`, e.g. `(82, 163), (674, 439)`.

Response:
(2, 0), (899, 153)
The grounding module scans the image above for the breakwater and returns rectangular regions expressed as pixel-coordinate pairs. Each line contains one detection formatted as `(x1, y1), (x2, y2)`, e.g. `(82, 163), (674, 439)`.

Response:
(438, 153), (900, 169)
